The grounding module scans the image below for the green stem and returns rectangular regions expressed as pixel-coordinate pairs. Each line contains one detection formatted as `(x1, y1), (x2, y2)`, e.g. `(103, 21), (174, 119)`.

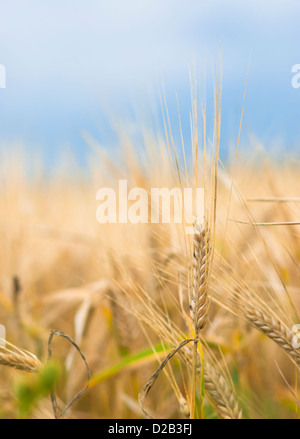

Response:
(198, 341), (205, 419)
(190, 338), (199, 419)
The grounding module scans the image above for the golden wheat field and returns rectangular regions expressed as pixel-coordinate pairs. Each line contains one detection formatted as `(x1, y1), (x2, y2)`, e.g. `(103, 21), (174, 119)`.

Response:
(0, 88), (300, 420)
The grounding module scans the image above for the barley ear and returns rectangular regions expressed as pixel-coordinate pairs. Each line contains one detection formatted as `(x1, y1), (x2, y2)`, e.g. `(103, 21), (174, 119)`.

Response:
(0, 341), (42, 373)
(190, 223), (211, 335)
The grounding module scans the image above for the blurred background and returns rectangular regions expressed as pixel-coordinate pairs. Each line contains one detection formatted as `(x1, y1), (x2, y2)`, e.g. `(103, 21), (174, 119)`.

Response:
(0, 0), (299, 166)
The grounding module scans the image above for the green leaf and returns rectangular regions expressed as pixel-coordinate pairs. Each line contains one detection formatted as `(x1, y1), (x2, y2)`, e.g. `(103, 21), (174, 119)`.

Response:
(90, 342), (170, 388)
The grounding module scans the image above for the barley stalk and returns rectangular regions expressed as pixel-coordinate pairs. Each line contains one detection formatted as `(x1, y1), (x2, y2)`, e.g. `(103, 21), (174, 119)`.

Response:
(188, 223), (212, 418)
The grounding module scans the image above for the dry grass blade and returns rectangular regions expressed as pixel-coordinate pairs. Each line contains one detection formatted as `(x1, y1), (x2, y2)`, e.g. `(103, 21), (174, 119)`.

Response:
(246, 197), (300, 203)
(48, 330), (91, 419)
(138, 339), (194, 419)
(229, 218), (300, 226)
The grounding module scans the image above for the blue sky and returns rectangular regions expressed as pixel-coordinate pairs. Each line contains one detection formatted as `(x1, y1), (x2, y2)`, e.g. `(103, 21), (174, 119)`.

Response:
(0, 0), (299, 166)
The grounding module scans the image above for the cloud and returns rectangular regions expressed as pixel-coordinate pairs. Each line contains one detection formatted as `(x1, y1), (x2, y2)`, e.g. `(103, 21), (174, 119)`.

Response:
(0, 0), (299, 155)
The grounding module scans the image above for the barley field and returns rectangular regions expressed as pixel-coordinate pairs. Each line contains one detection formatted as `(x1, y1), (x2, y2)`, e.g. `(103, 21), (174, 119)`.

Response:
(0, 88), (299, 419)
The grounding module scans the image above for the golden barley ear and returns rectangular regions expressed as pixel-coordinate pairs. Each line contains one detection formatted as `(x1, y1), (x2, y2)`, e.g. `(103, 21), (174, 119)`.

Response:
(243, 306), (300, 369)
(0, 340), (42, 373)
(182, 344), (243, 419)
(203, 360), (243, 419)
(190, 223), (212, 335)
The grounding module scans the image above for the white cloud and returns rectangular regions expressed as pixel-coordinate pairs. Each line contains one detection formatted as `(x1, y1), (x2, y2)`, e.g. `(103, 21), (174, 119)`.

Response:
(0, 0), (299, 92)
